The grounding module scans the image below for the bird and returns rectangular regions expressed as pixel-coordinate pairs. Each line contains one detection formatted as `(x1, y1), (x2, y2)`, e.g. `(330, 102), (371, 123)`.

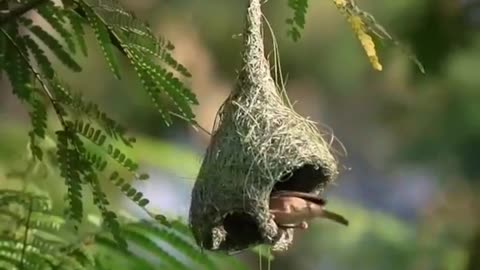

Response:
(269, 191), (349, 230)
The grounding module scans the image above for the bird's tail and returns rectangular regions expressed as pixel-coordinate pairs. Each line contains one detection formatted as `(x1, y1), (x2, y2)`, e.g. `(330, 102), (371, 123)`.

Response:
(321, 210), (349, 226)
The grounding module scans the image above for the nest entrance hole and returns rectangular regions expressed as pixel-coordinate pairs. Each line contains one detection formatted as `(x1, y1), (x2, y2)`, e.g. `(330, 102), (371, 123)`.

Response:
(216, 165), (327, 249)
(272, 164), (327, 194)
(221, 212), (263, 248)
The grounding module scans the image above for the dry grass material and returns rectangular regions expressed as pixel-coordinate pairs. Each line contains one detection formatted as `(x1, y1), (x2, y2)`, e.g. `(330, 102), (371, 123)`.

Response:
(189, 0), (339, 253)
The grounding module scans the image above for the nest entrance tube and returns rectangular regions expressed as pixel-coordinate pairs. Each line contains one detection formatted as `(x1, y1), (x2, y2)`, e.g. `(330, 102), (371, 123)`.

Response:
(188, 0), (339, 253)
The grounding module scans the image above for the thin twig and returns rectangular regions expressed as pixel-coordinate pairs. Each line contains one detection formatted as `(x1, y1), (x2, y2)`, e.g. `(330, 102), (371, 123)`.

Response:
(0, 0), (50, 26)
(170, 111), (212, 136)
(0, 28), (68, 129)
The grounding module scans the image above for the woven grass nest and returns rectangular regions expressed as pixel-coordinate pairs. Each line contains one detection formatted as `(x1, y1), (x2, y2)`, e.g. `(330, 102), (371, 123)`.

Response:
(189, 0), (339, 253)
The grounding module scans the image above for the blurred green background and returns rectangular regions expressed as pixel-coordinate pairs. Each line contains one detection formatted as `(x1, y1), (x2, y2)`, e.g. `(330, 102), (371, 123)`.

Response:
(1, 0), (480, 269)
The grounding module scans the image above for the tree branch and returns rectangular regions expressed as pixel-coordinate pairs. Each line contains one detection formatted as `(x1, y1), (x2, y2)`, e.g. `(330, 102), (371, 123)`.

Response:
(0, 0), (50, 26)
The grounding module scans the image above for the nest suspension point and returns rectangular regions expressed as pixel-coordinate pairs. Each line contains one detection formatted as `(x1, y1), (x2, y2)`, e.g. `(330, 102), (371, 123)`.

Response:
(189, 0), (339, 253)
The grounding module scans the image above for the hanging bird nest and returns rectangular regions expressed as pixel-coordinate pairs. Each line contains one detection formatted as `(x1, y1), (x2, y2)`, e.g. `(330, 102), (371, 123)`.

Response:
(189, 0), (339, 253)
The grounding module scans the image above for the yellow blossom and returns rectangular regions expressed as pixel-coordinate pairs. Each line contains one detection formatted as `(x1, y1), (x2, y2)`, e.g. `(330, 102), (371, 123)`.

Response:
(348, 15), (383, 71)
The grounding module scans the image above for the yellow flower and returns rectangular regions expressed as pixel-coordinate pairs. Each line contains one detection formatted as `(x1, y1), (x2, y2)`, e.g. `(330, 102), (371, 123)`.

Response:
(333, 0), (348, 8)
(332, 0), (383, 71)
(348, 15), (383, 71)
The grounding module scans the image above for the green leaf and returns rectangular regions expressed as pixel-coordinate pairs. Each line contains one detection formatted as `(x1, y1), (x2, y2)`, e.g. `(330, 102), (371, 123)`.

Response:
(120, 183), (130, 192)
(3, 32), (33, 102)
(105, 145), (140, 172)
(89, 174), (127, 248)
(114, 178), (125, 186)
(95, 235), (155, 270)
(132, 192), (142, 202)
(129, 223), (219, 270)
(138, 173), (149, 180)
(123, 229), (190, 270)
(286, 0), (309, 42)
(36, 3), (77, 53)
(78, 2), (121, 79)
(31, 99), (47, 138)
(128, 50), (197, 123)
(138, 198), (149, 207)
(67, 11), (88, 56)
(56, 131), (84, 223)
(26, 22), (81, 72)
(154, 214), (170, 226)
(75, 120), (108, 146)
(89, 0), (192, 78)
(109, 171), (119, 180)
(22, 34), (54, 79)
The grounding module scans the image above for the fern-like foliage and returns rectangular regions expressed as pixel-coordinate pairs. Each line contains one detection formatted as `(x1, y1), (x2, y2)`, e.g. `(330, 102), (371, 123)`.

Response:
(0, 186), (245, 270)
(3, 140), (245, 270)
(0, 0), (201, 249)
(92, 217), (248, 270)
(0, 189), (94, 269)
(74, 0), (197, 125)
(0, 1), (248, 268)
(286, 0), (309, 42)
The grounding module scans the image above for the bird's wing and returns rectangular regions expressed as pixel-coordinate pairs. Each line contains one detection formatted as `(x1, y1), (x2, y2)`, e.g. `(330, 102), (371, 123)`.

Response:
(270, 191), (327, 205)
